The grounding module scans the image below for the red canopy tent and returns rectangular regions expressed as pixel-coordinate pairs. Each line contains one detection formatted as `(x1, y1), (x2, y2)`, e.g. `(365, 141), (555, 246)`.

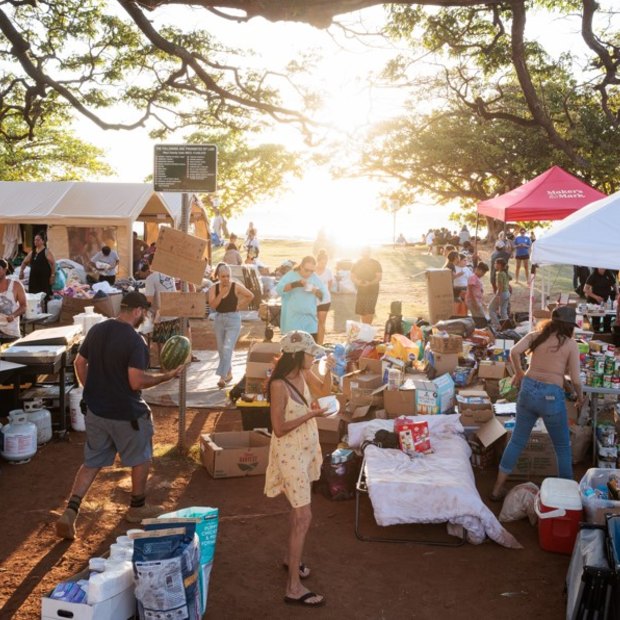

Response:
(477, 165), (606, 222)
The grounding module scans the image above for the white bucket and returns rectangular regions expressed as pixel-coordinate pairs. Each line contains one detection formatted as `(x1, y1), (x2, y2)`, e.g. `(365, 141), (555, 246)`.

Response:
(44, 297), (63, 323)
(69, 387), (85, 432)
(25, 292), (45, 319)
(73, 311), (104, 336)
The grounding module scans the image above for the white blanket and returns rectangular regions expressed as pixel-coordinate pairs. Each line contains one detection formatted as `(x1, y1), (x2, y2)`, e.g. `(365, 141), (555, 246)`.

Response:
(348, 415), (521, 549)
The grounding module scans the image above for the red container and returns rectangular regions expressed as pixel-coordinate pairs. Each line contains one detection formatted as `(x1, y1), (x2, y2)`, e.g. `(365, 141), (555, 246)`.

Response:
(535, 478), (583, 555)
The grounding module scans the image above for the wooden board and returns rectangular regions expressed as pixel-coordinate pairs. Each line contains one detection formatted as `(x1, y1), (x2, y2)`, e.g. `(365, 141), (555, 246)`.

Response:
(159, 292), (206, 318)
(150, 227), (209, 286)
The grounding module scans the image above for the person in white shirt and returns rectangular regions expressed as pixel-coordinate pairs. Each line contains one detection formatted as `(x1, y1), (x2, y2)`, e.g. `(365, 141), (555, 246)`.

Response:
(91, 246), (119, 285)
(452, 253), (473, 315)
(425, 230), (435, 255)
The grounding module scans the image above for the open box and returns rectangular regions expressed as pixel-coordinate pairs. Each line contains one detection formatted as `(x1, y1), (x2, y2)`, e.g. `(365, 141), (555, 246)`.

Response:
(457, 389), (493, 425)
(200, 430), (271, 478)
(466, 417), (507, 470)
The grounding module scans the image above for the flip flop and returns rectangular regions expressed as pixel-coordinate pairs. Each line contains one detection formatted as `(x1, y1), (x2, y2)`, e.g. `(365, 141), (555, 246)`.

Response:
(489, 489), (507, 503)
(217, 379), (226, 389)
(284, 592), (325, 608)
(282, 562), (311, 579)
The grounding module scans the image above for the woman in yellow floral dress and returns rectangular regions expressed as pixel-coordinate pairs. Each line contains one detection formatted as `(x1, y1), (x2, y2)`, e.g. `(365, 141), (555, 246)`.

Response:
(264, 330), (334, 608)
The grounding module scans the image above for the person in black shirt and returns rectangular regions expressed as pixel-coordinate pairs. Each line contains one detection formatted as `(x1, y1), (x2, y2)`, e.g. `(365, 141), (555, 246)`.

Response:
(55, 292), (185, 540)
(351, 247), (382, 324)
(584, 268), (618, 332)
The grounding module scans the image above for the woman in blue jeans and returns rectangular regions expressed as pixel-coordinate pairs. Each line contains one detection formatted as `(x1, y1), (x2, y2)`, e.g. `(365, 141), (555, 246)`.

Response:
(208, 264), (254, 388)
(491, 306), (584, 500)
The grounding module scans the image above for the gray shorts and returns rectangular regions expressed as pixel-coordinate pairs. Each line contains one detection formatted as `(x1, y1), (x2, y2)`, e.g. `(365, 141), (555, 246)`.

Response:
(84, 410), (154, 468)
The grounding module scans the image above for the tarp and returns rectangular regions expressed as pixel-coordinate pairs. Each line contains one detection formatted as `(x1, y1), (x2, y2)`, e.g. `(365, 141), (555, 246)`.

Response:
(531, 190), (620, 270)
(477, 166), (605, 222)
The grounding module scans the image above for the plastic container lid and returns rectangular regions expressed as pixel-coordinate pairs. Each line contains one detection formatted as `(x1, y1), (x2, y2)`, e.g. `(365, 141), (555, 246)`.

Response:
(540, 478), (582, 511)
(89, 557), (106, 572)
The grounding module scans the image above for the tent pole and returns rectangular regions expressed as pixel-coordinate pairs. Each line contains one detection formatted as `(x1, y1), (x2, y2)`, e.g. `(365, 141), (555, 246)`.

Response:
(177, 192), (189, 453)
(474, 213), (480, 260)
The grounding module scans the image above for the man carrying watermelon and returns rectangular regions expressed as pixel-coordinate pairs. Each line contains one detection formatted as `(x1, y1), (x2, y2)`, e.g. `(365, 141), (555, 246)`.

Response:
(55, 291), (186, 540)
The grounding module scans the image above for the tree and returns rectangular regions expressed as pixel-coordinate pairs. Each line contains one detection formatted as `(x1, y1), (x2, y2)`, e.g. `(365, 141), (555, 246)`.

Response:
(356, 65), (620, 234)
(0, 106), (113, 180)
(0, 0), (617, 158)
(185, 129), (302, 216)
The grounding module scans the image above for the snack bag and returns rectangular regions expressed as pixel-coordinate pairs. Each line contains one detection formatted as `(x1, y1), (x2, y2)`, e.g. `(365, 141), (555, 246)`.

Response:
(394, 416), (432, 455)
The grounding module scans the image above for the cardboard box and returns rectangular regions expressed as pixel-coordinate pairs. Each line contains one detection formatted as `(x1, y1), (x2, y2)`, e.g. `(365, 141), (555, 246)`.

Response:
(478, 360), (506, 379)
(426, 269), (454, 323)
(343, 371), (383, 399)
(383, 388), (416, 417)
(429, 352), (459, 375)
(160, 291), (206, 318)
(430, 334), (463, 354)
(359, 357), (383, 374)
(59, 295), (118, 323)
(316, 404), (373, 443)
(151, 226), (209, 286)
(467, 417), (507, 470)
(484, 378), (501, 401)
(245, 342), (280, 394)
(41, 569), (135, 620)
(414, 374), (455, 415)
(457, 389), (493, 425)
(316, 415), (342, 444)
(506, 427), (558, 479)
(200, 431), (270, 478)
(350, 385), (384, 408)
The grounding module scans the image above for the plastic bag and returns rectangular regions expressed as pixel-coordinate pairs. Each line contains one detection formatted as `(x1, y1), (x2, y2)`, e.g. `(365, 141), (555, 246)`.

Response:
(499, 482), (539, 525)
(345, 320), (377, 343)
(52, 266), (67, 292)
(570, 424), (592, 464)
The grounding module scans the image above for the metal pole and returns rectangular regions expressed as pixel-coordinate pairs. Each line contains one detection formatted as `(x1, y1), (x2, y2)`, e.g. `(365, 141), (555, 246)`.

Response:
(178, 192), (190, 452)
(474, 213), (480, 259)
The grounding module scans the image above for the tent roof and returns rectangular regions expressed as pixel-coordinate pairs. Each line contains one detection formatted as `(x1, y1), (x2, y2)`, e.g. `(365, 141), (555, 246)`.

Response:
(477, 166), (606, 222)
(531, 190), (620, 270)
(0, 181), (174, 224)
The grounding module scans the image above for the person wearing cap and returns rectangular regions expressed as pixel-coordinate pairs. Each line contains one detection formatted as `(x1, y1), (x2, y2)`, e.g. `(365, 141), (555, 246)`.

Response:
(491, 306), (583, 501)
(276, 256), (327, 340)
(513, 228), (532, 283)
(55, 291), (186, 540)
(264, 330), (335, 608)
(0, 258), (27, 343)
(489, 240), (511, 294)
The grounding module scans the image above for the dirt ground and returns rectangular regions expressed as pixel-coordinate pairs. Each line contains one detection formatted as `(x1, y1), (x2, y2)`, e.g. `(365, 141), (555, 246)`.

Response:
(0, 254), (578, 620)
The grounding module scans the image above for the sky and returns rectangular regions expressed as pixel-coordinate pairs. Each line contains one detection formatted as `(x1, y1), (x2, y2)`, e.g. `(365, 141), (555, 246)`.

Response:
(72, 3), (596, 245)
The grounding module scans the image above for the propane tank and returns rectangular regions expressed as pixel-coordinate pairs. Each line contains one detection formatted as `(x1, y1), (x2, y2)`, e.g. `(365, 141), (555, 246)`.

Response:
(1, 413), (37, 462)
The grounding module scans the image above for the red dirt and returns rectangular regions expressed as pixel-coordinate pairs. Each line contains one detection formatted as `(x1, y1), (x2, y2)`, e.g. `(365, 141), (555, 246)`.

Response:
(0, 324), (573, 620)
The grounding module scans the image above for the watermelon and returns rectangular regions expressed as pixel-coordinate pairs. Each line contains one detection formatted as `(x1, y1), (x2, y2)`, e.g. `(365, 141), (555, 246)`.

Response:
(160, 335), (192, 370)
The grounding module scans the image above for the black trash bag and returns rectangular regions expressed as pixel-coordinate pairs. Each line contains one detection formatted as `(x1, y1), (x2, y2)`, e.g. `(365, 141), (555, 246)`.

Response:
(314, 453), (361, 501)
(432, 317), (475, 337)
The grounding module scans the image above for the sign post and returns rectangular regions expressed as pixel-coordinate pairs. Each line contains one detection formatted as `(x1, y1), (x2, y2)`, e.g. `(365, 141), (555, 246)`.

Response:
(154, 144), (217, 452)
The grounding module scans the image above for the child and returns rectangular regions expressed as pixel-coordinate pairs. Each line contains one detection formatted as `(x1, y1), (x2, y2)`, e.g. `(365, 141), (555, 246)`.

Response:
(489, 258), (510, 329)
(466, 261), (489, 326)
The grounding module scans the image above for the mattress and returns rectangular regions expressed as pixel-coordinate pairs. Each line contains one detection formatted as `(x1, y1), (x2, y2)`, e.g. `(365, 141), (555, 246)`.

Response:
(348, 415), (521, 548)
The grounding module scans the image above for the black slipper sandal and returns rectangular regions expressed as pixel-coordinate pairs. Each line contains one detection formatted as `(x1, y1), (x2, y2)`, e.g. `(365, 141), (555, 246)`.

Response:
(284, 592), (325, 607)
(282, 562), (311, 579)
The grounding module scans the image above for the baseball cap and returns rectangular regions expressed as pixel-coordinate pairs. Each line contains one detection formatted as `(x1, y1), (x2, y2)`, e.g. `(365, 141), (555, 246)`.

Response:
(495, 241), (505, 249)
(121, 291), (151, 309)
(552, 306), (577, 326)
(280, 330), (324, 356)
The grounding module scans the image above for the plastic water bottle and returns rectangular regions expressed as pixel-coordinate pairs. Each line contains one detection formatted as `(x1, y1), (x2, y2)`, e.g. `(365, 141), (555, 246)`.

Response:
(504, 418), (516, 430)
(87, 560), (134, 604)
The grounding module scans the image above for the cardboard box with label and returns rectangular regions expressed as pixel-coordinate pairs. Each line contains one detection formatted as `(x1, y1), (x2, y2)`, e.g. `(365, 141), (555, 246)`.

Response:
(457, 389), (494, 425)
(200, 431), (270, 478)
(245, 342), (280, 394)
(426, 269), (454, 323)
(430, 334), (463, 354)
(478, 360), (506, 380)
(467, 417), (507, 470)
(359, 357), (383, 374)
(506, 422), (558, 479)
(343, 371), (383, 399)
(414, 374), (455, 415)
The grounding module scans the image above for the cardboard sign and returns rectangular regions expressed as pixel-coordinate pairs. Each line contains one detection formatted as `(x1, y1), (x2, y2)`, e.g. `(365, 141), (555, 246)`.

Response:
(426, 269), (454, 323)
(151, 227), (209, 286)
(160, 292), (206, 318)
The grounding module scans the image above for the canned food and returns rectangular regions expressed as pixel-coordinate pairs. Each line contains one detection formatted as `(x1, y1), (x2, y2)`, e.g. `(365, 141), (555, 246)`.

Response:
(585, 371), (593, 386)
(604, 375), (613, 389)
(613, 377), (620, 390)
(585, 355), (595, 370)
(605, 358), (616, 375)
(593, 354), (605, 375)
(591, 374), (603, 388)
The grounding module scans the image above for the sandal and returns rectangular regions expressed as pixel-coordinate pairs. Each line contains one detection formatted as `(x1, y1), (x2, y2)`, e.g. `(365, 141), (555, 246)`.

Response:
(217, 379), (226, 389)
(284, 592), (325, 608)
(489, 489), (507, 503)
(282, 562), (311, 579)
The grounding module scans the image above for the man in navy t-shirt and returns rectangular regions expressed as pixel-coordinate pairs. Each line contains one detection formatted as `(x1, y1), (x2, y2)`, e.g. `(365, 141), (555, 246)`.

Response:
(56, 292), (185, 540)
(514, 228), (532, 283)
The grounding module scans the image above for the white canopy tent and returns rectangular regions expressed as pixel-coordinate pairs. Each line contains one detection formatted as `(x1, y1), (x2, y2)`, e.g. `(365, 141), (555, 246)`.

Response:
(531, 191), (620, 270)
(529, 190), (620, 315)
(0, 182), (210, 277)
